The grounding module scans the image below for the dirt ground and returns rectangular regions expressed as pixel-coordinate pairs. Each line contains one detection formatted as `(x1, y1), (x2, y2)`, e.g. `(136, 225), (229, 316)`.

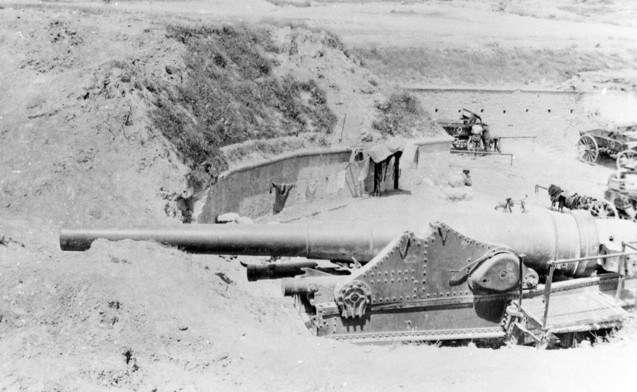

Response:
(3, 1), (637, 391)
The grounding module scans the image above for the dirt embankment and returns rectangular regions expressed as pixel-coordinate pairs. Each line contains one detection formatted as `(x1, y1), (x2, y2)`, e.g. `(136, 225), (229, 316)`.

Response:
(5, 2), (637, 391)
(357, 44), (637, 90)
(0, 5), (438, 226)
(150, 24), (339, 186)
(0, 7), (441, 389)
(0, 216), (308, 391)
(0, 7), (189, 227)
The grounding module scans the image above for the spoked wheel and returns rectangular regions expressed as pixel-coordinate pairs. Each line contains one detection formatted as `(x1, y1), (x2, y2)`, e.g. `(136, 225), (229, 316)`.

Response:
(577, 135), (599, 163)
(616, 149), (637, 170)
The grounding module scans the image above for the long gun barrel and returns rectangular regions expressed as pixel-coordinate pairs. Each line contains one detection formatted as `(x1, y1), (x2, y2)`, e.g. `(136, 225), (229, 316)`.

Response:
(60, 211), (637, 277)
(60, 224), (398, 262)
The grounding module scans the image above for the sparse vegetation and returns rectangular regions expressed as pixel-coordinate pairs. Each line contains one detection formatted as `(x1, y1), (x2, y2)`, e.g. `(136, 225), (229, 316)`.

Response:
(356, 45), (634, 87)
(151, 25), (337, 189)
(372, 92), (437, 137)
(221, 133), (330, 166)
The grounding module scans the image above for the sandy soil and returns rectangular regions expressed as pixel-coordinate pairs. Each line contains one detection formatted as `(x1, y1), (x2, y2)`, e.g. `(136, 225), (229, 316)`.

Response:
(0, 3), (397, 224)
(8, 0), (637, 89)
(3, 140), (635, 392)
(3, 1), (637, 391)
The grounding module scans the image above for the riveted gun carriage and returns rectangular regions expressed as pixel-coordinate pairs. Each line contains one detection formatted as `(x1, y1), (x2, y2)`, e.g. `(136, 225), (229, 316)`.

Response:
(60, 211), (637, 347)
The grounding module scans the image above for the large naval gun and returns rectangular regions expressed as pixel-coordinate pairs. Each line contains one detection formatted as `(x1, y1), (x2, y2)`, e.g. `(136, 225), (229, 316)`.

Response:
(61, 211), (637, 347)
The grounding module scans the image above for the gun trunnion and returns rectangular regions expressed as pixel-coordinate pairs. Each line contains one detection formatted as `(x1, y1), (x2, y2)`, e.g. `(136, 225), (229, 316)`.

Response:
(60, 211), (637, 346)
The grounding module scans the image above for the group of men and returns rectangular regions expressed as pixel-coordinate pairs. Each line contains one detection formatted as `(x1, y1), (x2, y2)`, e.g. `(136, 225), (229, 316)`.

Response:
(461, 110), (501, 153)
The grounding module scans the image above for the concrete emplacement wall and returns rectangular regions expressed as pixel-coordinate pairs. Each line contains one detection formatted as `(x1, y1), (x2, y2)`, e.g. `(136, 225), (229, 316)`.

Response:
(198, 147), (352, 222)
(197, 138), (452, 222)
(411, 89), (587, 148)
(197, 89), (596, 223)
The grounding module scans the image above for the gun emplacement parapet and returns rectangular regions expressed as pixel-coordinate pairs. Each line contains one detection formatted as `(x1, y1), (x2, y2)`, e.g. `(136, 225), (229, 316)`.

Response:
(60, 211), (637, 347)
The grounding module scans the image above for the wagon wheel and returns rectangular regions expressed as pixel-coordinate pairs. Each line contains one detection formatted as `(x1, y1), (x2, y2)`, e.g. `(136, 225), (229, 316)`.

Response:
(588, 199), (617, 218)
(616, 149), (637, 170)
(577, 135), (599, 163)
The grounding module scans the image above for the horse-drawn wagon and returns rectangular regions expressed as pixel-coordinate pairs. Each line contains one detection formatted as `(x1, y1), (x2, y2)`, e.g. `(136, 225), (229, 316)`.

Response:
(577, 126), (637, 169)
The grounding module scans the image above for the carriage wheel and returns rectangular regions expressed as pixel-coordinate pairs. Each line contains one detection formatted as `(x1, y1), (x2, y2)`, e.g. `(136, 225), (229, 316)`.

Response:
(577, 135), (599, 163)
(616, 149), (637, 170)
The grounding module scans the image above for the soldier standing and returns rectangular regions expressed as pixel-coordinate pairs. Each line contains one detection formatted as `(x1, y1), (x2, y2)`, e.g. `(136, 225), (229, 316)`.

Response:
(492, 137), (501, 153)
(481, 124), (492, 152)
(519, 194), (528, 213)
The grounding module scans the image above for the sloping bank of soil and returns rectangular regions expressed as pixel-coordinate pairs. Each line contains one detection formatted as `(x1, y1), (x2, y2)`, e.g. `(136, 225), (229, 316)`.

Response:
(149, 23), (441, 220)
(150, 24), (338, 190)
(0, 5), (438, 226)
(0, 6), (442, 391)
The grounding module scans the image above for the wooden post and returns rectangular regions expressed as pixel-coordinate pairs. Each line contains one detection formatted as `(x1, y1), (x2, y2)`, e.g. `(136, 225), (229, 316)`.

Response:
(339, 114), (347, 143)
(393, 151), (402, 190)
(617, 242), (626, 299)
(542, 264), (555, 329)
(518, 254), (525, 307)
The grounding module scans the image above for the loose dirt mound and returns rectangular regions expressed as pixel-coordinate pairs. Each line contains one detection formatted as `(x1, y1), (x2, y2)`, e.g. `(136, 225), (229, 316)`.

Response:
(0, 218), (306, 391)
(0, 7), (190, 226)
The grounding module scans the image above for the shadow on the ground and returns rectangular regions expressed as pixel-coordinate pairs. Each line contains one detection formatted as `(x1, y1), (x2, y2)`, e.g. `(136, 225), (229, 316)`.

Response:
(375, 189), (413, 197)
(588, 154), (618, 170)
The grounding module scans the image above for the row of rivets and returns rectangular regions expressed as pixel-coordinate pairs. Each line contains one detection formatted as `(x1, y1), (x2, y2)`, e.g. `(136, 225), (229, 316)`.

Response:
(374, 294), (420, 303)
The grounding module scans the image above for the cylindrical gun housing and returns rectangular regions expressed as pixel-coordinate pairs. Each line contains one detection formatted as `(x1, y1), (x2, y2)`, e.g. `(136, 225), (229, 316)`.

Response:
(441, 211), (637, 276)
(281, 279), (322, 296)
(246, 261), (318, 281)
(60, 211), (637, 277)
